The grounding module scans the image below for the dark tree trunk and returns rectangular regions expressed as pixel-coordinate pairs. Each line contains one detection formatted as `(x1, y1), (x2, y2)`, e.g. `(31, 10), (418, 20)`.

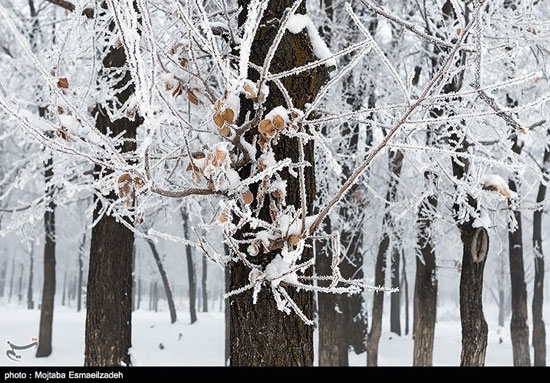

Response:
(366, 230), (388, 367)
(316, 218), (348, 366)
(36, 155), (56, 358)
(27, 248), (34, 310)
(532, 129), (549, 366)
(202, 256), (208, 313)
(507, 139), (531, 366)
(458, 225), (489, 366)
(402, 250), (409, 336)
(367, 150), (404, 366)
(413, 179), (438, 366)
(390, 245), (401, 335)
(229, 0), (328, 366)
(84, 2), (141, 367)
(182, 209), (197, 324)
(146, 239), (177, 324)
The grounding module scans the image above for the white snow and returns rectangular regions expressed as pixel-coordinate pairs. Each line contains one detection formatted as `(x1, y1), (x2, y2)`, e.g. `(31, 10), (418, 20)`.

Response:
(0, 303), (544, 366)
(265, 106), (289, 123)
(286, 14), (335, 67)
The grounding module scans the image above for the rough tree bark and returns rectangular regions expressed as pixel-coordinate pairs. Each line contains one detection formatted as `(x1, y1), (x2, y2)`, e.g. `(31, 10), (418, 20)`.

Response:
(532, 127), (548, 366)
(413, 174), (438, 366)
(507, 137), (531, 366)
(366, 149), (404, 366)
(316, 218), (348, 366)
(146, 239), (177, 324)
(84, 3), (141, 366)
(229, 0), (329, 366)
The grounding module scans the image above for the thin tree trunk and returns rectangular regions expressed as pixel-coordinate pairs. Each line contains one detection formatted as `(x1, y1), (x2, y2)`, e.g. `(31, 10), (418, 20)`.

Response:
(84, 2), (141, 367)
(507, 138), (531, 366)
(0, 259), (7, 298)
(62, 271), (67, 307)
(402, 250), (409, 336)
(132, 245), (136, 312)
(532, 128), (548, 366)
(202, 256), (208, 313)
(229, 0), (328, 366)
(146, 239), (177, 324)
(17, 263), (24, 303)
(390, 245), (401, 335)
(27, 247), (34, 310)
(8, 258), (15, 303)
(148, 282), (153, 311)
(153, 282), (158, 312)
(181, 208), (197, 324)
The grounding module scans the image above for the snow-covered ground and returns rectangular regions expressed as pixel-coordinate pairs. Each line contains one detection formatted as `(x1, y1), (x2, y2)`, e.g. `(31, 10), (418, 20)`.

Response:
(0, 304), (548, 366)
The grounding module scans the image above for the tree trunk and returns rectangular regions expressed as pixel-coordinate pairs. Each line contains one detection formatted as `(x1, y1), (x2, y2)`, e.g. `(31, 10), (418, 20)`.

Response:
(202, 256), (208, 313)
(153, 282), (158, 312)
(402, 250), (409, 336)
(507, 139), (531, 366)
(17, 263), (24, 303)
(8, 258), (15, 302)
(146, 239), (177, 324)
(390, 245), (401, 335)
(0, 259), (7, 298)
(84, 2), (141, 366)
(229, 0), (328, 366)
(413, 180), (438, 366)
(181, 208), (197, 324)
(316, 218), (348, 366)
(367, 150), (404, 366)
(458, 225), (489, 366)
(62, 271), (67, 306)
(532, 129), (548, 366)
(27, 247), (34, 310)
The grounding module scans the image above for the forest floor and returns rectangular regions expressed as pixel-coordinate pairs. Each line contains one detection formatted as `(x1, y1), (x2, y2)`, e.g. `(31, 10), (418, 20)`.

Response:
(0, 303), (547, 366)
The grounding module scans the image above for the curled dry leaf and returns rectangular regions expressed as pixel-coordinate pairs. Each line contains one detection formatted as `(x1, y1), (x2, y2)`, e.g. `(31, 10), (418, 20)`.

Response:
(272, 115), (285, 130)
(221, 108), (235, 124)
(258, 120), (275, 137)
(213, 148), (227, 166)
(57, 77), (69, 89)
(288, 234), (301, 246)
(186, 89), (199, 105)
(247, 242), (260, 257)
(218, 210), (228, 224)
(213, 114), (225, 128)
(219, 126), (231, 137)
(243, 189), (254, 205)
